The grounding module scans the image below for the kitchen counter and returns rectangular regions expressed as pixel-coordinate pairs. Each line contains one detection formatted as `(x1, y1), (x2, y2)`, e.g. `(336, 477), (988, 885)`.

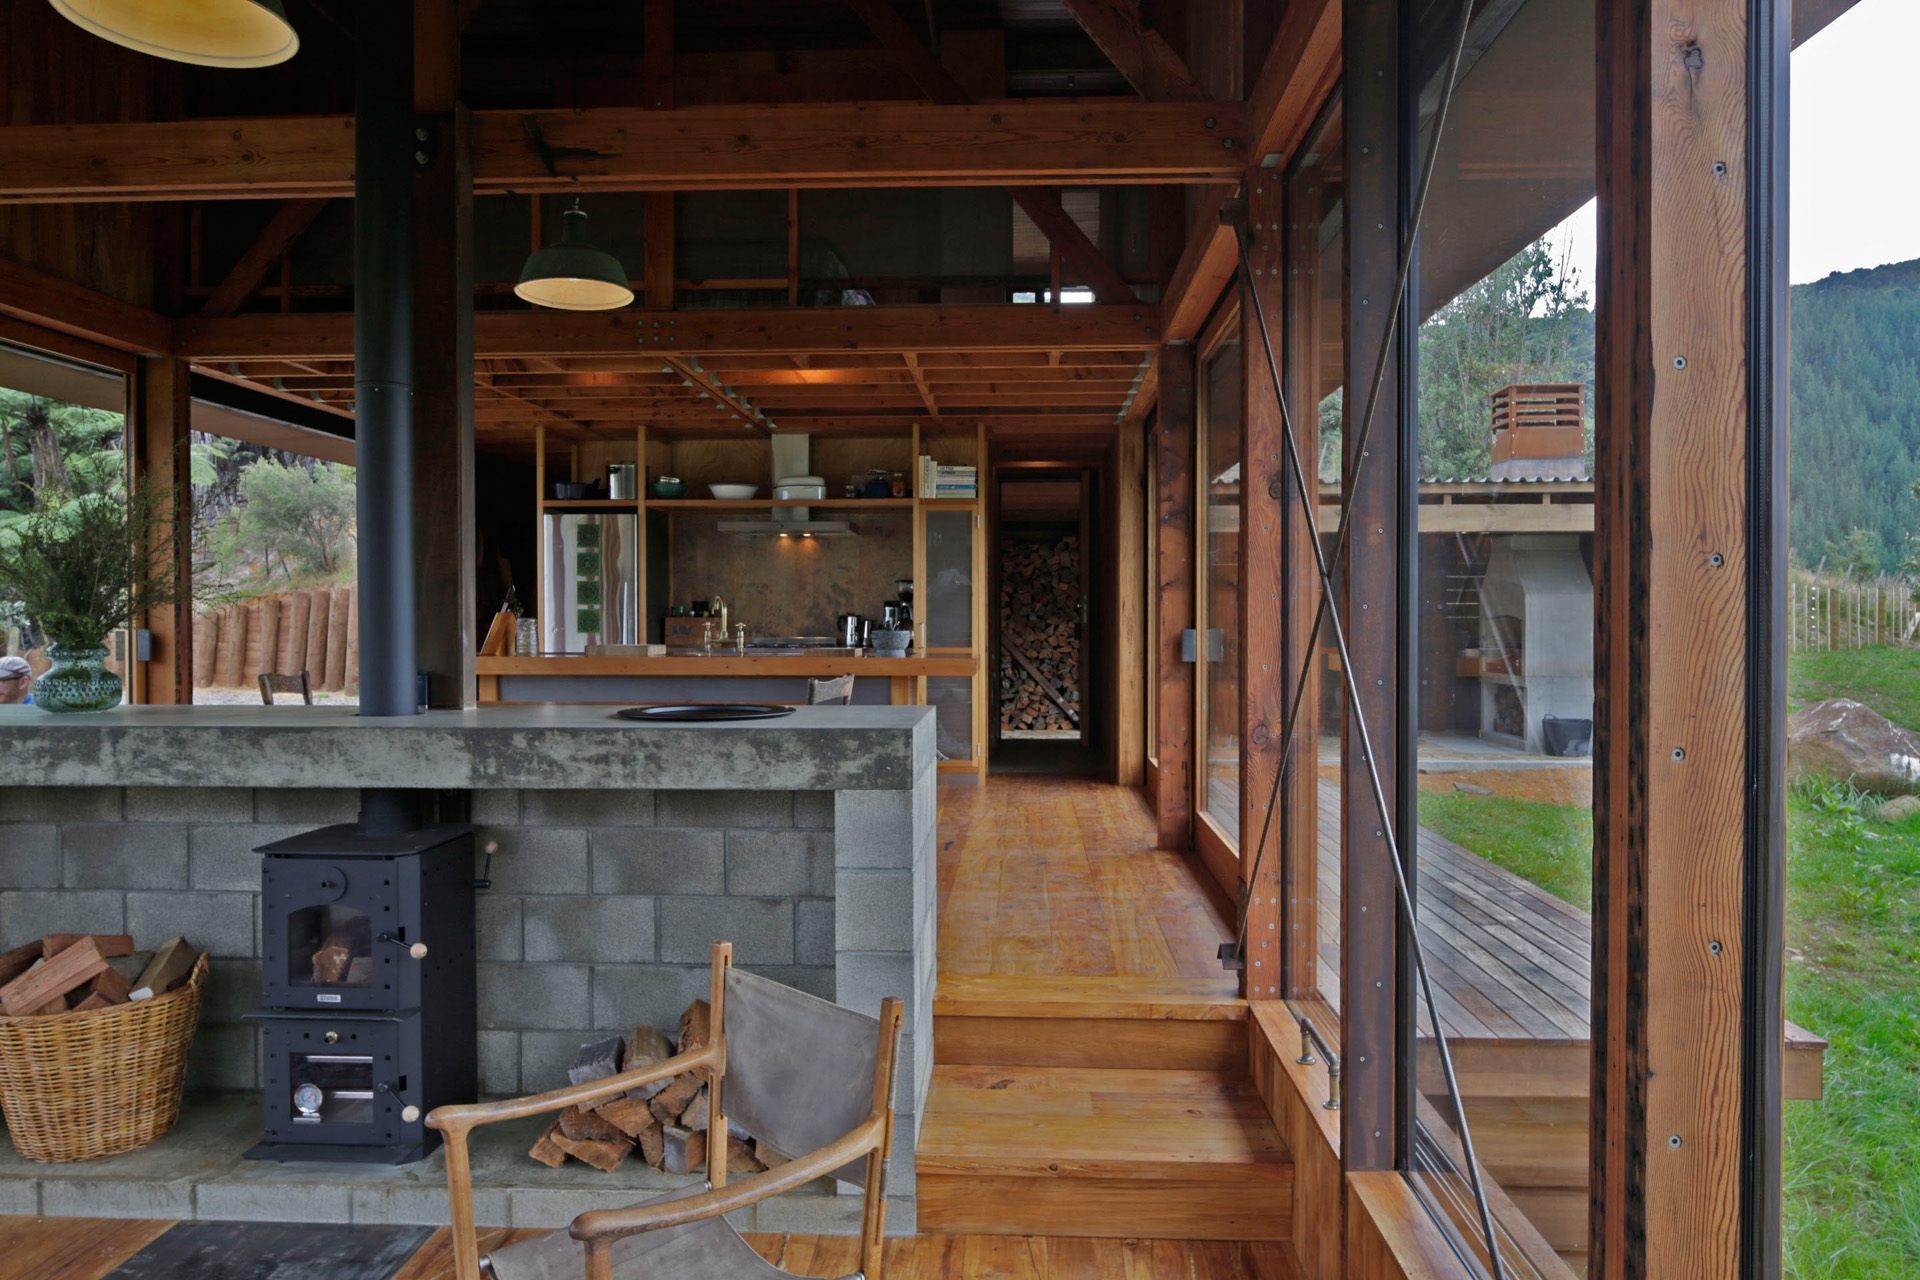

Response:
(475, 650), (976, 705)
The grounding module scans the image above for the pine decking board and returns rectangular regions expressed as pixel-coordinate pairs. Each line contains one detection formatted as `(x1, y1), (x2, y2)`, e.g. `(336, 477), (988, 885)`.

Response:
(0, 1216), (173, 1280)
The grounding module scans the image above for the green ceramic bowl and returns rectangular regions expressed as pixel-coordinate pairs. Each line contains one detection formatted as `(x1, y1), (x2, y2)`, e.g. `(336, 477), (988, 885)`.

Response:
(650, 479), (687, 499)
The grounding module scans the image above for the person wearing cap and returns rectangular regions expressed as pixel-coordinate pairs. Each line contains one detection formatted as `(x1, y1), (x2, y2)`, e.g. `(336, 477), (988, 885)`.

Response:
(0, 655), (33, 705)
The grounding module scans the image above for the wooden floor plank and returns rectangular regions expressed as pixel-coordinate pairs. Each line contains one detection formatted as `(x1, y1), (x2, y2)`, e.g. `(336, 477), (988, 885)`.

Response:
(0, 1216), (174, 1280)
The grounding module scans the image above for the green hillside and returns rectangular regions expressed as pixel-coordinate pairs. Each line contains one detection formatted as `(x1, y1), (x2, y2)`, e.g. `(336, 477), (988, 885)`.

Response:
(1791, 258), (1920, 571)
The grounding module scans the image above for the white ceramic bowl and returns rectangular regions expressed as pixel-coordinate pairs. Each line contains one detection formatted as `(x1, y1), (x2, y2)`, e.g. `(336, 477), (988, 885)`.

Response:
(708, 484), (758, 500)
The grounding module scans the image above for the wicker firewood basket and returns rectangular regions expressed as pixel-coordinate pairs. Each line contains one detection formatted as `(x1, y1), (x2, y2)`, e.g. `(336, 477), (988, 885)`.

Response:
(0, 952), (208, 1162)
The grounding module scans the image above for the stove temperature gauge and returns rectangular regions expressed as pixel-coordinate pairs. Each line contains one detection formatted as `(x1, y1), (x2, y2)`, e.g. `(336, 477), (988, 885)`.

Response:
(294, 1083), (325, 1118)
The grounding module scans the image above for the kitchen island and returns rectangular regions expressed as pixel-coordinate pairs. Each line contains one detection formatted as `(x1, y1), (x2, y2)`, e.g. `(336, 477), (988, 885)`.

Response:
(0, 703), (936, 1232)
(476, 649), (976, 705)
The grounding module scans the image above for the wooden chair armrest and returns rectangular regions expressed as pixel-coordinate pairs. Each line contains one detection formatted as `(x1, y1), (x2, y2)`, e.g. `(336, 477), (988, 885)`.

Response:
(568, 1115), (885, 1246)
(427, 1045), (716, 1136)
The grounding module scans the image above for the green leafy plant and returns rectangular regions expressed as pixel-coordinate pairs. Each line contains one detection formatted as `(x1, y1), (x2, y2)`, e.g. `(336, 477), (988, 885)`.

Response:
(213, 458), (356, 582)
(0, 483), (190, 652)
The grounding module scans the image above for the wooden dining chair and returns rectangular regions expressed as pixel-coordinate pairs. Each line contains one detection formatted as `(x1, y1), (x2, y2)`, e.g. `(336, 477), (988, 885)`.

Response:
(808, 673), (855, 706)
(427, 941), (904, 1280)
(258, 671), (313, 705)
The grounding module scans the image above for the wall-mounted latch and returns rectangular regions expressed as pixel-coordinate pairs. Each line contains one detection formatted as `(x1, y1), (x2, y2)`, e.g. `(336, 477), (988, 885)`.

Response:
(1181, 628), (1225, 663)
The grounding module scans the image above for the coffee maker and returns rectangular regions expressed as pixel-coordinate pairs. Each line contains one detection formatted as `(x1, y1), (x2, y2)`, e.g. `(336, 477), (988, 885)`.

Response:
(891, 579), (914, 630)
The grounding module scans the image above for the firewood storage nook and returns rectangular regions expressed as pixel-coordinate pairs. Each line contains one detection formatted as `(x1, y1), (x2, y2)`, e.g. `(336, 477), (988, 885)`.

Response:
(0, 704), (935, 1232)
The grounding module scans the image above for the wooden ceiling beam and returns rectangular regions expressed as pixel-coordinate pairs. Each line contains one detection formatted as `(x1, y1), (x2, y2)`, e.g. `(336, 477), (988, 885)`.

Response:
(0, 256), (172, 355)
(200, 198), (330, 318)
(1247, 0), (1343, 168)
(842, 0), (1143, 305)
(175, 304), (1160, 361)
(1057, 0), (1210, 102)
(0, 102), (1243, 204)
(902, 353), (940, 419)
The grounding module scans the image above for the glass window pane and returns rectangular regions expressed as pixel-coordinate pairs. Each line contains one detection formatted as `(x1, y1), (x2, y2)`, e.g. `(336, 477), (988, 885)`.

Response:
(1285, 103), (1346, 1018)
(1405, 0), (1596, 1264)
(1202, 337), (1243, 839)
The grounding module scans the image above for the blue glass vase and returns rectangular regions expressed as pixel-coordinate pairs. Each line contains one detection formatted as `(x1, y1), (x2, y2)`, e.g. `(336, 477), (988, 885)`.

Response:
(34, 642), (121, 712)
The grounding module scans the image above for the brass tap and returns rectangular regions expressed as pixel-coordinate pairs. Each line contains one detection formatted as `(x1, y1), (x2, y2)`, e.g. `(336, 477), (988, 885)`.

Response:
(701, 621), (714, 656)
(711, 595), (728, 634)
(734, 623), (747, 655)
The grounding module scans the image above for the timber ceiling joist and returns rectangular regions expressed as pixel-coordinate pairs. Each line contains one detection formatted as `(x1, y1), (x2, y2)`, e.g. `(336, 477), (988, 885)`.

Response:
(0, 101), (1246, 204)
(170, 301), (1153, 448)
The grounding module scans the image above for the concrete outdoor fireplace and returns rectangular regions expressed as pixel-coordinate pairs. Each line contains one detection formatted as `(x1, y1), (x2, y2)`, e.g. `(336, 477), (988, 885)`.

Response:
(0, 703), (938, 1233)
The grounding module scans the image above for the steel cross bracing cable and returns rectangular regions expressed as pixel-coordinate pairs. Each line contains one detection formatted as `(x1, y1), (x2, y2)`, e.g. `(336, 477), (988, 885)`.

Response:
(1221, 0), (1506, 1271)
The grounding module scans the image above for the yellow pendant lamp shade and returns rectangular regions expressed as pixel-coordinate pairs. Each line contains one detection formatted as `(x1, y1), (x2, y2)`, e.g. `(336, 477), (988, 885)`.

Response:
(514, 204), (635, 312)
(50, 0), (299, 68)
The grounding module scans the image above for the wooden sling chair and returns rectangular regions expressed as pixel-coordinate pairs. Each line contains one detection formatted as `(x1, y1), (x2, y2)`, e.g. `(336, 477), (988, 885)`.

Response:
(427, 942), (904, 1280)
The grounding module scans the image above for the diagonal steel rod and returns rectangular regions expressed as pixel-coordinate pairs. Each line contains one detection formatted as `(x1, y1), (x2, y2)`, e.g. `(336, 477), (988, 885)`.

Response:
(1220, 0), (1505, 1269)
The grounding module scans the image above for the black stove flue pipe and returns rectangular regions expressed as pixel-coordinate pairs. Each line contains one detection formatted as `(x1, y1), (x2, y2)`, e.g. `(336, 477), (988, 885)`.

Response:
(355, 0), (421, 832)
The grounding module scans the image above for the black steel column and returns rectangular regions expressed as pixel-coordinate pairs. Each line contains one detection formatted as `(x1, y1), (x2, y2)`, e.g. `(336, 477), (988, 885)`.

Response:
(355, 0), (418, 720)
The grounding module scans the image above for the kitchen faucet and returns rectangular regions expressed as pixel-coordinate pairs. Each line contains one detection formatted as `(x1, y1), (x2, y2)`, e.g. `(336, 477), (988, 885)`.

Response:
(711, 594), (728, 635)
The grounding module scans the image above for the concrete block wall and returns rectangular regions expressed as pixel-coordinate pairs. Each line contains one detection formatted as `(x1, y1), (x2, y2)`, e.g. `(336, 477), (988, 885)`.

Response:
(0, 772), (937, 1202)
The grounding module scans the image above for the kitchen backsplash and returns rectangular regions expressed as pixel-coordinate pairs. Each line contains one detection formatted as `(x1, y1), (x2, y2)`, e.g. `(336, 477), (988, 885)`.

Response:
(667, 509), (912, 637)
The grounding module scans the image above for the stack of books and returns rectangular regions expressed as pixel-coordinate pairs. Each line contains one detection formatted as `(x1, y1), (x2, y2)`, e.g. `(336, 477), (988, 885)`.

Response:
(918, 457), (978, 500)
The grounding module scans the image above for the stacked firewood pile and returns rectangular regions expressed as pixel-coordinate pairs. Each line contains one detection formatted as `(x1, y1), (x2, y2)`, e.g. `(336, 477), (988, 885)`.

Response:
(529, 998), (785, 1176)
(999, 536), (1081, 731)
(0, 934), (200, 1017)
(192, 585), (358, 694)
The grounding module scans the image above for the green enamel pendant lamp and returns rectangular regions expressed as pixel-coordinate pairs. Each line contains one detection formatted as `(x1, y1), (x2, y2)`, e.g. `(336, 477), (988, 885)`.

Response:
(515, 202), (635, 312)
(50, 0), (299, 68)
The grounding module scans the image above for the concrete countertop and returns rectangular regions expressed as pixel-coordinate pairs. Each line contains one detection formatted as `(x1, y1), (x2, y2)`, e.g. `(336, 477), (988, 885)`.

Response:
(0, 703), (935, 791)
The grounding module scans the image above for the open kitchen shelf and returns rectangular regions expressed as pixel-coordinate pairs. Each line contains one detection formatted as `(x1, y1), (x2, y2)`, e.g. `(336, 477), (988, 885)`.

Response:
(540, 498), (641, 511)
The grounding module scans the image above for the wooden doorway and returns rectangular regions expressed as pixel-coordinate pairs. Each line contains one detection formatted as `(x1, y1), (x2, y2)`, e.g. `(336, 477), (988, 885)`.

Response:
(991, 466), (1101, 774)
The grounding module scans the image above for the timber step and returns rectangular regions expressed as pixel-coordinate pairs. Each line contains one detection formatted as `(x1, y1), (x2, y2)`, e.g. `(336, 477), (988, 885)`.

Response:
(933, 975), (1249, 1072)
(914, 1064), (1293, 1241)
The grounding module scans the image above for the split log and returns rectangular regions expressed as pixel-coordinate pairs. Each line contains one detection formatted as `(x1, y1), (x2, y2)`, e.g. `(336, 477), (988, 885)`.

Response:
(550, 1128), (633, 1173)
(85, 964), (131, 1005)
(621, 1025), (676, 1100)
(2, 937), (107, 1016)
(0, 940), (43, 987)
(311, 934), (354, 984)
(130, 936), (197, 1001)
(593, 1095), (656, 1139)
(304, 589), (330, 684)
(529, 1122), (568, 1169)
(679, 1087), (709, 1131)
(568, 1035), (625, 1086)
(636, 1118), (665, 1169)
(107, 951), (154, 983)
(647, 1072), (702, 1125)
(557, 1104), (624, 1144)
(727, 1135), (766, 1175)
(755, 1139), (790, 1169)
(679, 998), (712, 1081)
(72, 991), (114, 1012)
(661, 1125), (706, 1175)
(45, 933), (134, 959)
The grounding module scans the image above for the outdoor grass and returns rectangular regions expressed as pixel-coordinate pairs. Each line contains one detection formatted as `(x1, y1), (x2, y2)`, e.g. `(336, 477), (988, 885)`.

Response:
(1781, 778), (1920, 1278)
(1788, 643), (1920, 724)
(1416, 790), (1593, 910)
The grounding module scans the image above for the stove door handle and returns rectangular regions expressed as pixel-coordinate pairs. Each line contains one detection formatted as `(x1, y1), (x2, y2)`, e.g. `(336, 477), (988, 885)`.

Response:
(378, 1081), (421, 1123)
(377, 932), (429, 960)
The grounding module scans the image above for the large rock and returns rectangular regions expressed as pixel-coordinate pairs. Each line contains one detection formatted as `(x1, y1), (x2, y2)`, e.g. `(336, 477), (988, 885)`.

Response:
(1787, 698), (1920, 795)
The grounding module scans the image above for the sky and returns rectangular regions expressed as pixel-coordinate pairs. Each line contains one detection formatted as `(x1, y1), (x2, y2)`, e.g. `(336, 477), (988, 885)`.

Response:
(1538, 0), (1917, 293)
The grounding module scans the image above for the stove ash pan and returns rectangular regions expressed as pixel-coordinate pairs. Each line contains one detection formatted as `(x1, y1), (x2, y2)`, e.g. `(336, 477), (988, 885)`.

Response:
(257, 824), (476, 1013)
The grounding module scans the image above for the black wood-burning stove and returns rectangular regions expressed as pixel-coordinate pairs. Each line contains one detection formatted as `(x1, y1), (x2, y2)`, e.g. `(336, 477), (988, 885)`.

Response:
(245, 822), (476, 1164)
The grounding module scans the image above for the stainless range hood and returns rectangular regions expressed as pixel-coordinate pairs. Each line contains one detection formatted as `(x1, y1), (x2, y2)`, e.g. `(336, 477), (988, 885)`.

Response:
(715, 434), (859, 536)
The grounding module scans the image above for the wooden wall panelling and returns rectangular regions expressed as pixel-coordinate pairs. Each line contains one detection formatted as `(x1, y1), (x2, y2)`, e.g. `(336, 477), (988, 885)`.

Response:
(1591, 0), (1775, 1271)
(413, 5), (477, 709)
(1113, 402), (1147, 787)
(130, 357), (192, 705)
(1153, 343), (1197, 850)
(1239, 171), (1286, 1001)
(1340, 0), (1401, 1173)
(643, 0), (675, 311)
